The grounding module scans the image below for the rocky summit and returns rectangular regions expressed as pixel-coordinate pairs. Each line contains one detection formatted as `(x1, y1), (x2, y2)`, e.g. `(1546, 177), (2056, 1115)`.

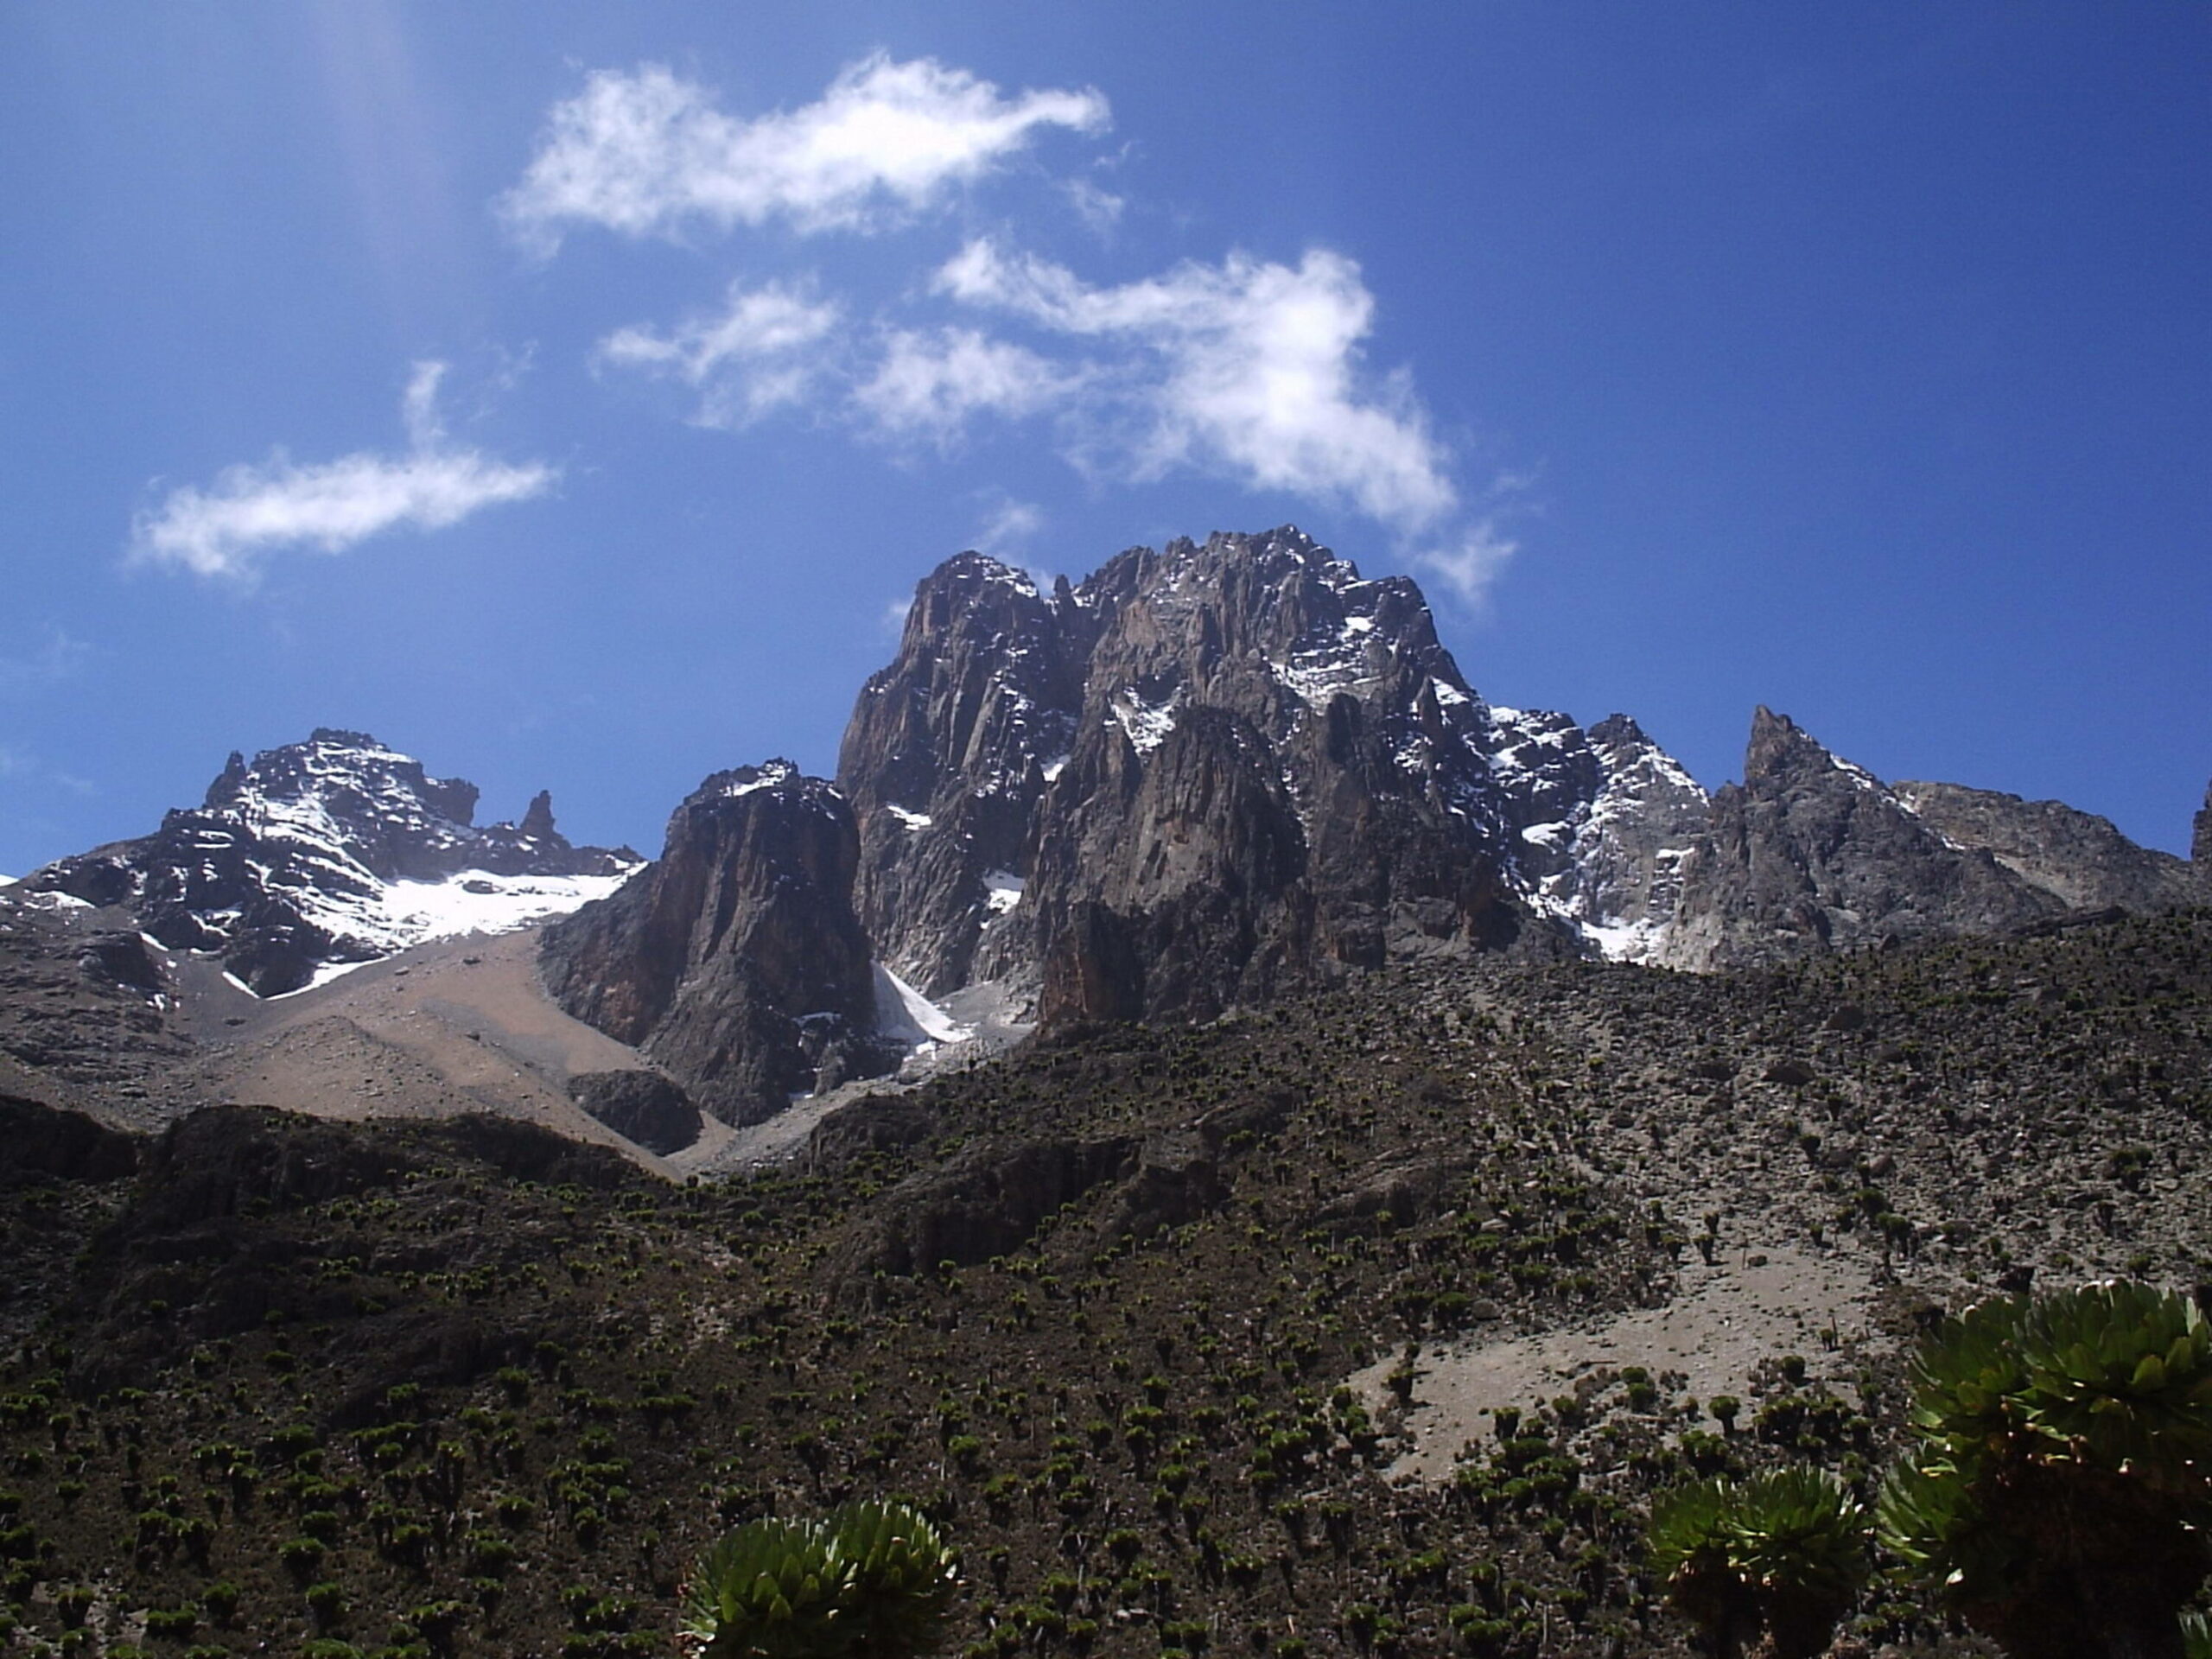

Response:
(10, 531), (2207, 1128)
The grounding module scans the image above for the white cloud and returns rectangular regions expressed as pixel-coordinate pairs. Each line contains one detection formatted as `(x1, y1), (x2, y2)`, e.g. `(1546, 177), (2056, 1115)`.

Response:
(132, 362), (556, 580)
(854, 327), (1077, 448)
(503, 55), (1109, 248)
(599, 278), (842, 426)
(401, 359), (448, 448)
(935, 239), (1460, 536)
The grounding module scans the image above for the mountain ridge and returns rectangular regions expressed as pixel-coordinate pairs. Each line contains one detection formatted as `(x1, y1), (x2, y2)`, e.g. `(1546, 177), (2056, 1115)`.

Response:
(15, 529), (2207, 1142)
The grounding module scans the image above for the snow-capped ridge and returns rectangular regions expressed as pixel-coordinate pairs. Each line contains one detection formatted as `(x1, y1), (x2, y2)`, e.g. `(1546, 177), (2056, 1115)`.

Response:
(25, 729), (640, 996)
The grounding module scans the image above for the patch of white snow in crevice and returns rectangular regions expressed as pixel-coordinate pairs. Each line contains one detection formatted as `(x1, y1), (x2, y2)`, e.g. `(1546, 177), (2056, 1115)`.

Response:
(1831, 754), (1887, 794)
(982, 870), (1025, 914)
(885, 804), (934, 831)
(1578, 915), (1675, 965)
(1110, 687), (1182, 755)
(268, 957), (379, 999)
(873, 963), (973, 1049)
(1039, 753), (1070, 783)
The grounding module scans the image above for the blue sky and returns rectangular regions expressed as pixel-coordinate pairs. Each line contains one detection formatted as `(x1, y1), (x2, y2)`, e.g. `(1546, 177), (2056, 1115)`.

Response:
(3, 2), (2207, 872)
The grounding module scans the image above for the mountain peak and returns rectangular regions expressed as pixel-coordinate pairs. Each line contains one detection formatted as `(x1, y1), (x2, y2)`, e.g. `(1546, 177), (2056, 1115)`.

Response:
(28, 731), (638, 995)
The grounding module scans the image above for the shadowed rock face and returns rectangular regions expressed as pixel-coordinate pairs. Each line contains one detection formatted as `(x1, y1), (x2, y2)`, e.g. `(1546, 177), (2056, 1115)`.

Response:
(1662, 709), (2065, 971)
(837, 552), (1096, 997)
(539, 762), (892, 1126)
(0, 1095), (139, 1187)
(2196, 780), (2212, 868)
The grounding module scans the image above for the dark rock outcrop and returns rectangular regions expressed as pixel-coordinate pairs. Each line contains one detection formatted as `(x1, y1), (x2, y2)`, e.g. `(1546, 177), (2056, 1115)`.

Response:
(565, 1070), (702, 1155)
(540, 761), (893, 1126)
(2196, 779), (2211, 868)
(1662, 709), (2064, 970)
(838, 553), (1095, 995)
(0, 1095), (140, 1186)
(845, 1134), (1136, 1277)
(25, 730), (637, 995)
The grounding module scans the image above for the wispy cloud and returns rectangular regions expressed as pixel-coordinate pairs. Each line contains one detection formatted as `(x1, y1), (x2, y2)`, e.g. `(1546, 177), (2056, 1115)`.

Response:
(521, 56), (1519, 604)
(1414, 518), (1519, 609)
(853, 327), (1079, 449)
(1063, 177), (1125, 236)
(0, 626), (92, 694)
(502, 55), (1109, 249)
(971, 494), (1046, 556)
(937, 239), (1460, 535)
(598, 278), (842, 427)
(132, 362), (556, 580)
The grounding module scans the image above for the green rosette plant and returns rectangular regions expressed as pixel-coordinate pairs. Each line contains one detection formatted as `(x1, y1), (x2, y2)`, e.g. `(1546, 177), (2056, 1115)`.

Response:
(680, 1499), (957, 1659)
(1649, 1466), (1866, 1659)
(1878, 1281), (2212, 1659)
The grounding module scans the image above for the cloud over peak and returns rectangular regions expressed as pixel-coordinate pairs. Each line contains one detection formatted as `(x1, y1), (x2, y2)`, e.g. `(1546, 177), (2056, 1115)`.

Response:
(503, 55), (1109, 248)
(938, 239), (1461, 536)
(132, 362), (556, 580)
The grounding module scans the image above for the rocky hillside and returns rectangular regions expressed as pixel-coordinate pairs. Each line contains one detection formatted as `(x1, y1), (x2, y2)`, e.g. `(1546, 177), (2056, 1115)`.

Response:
(1661, 709), (2205, 971)
(22, 730), (639, 995)
(4, 905), (2210, 1657)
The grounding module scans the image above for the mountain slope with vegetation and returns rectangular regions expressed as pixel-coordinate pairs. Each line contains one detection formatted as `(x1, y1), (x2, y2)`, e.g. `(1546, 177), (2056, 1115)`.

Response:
(5, 906), (2210, 1656)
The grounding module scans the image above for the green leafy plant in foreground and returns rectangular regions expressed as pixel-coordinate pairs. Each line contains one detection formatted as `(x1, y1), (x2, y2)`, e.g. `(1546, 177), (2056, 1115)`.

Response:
(1648, 1466), (1866, 1659)
(1877, 1281), (2212, 1659)
(679, 1498), (957, 1659)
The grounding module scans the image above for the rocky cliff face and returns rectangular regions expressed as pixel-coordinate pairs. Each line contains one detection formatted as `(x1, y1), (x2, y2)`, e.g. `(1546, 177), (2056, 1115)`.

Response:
(1891, 779), (2201, 912)
(836, 553), (1095, 997)
(2196, 780), (2212, 868)
(539, 761), (894, 1125)
(838, 528), (1708, 1027)
(24, 730), (639, 995)
(1660, 709), (2066, 971)
(1020, 532), (1531, 1024)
